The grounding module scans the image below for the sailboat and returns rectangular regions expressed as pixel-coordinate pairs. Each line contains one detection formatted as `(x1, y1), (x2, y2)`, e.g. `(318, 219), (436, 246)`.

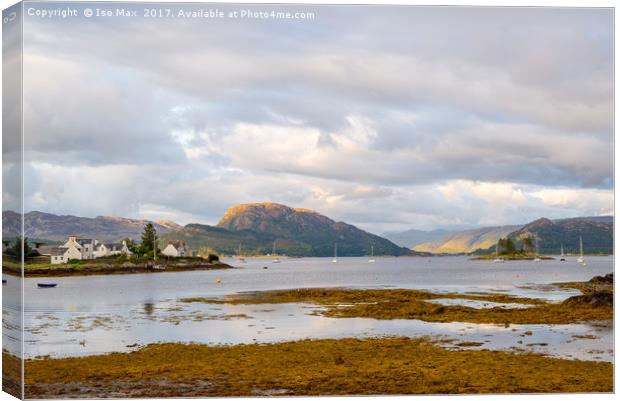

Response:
(533, 238), (541, 262)
(237, 243), (246, 263)
(493, 240), (504, 263)
(272, 240), (281, 263)
(577, 236), (586, 266)
(368, 245), (375, 263)
(332, 242), (338, 263)
(560, 244), (565, 262)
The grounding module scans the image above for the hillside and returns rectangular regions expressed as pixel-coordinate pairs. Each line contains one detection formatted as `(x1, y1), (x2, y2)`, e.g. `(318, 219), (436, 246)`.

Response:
(382, 229), (450, 248)
(505, 217), (613, 255)
(415, 216), (613, 255)
(413, 225), (521, 254)
(2, 210), (181, 242)
(164, 202), (414, 257)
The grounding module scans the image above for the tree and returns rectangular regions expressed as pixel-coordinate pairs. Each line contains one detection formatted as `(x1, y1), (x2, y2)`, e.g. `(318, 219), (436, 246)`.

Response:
(522, 236), (534, 253)
(140, 223), (158, 255)
(498, 237), (516, 255)
(12, 236), (32, 259)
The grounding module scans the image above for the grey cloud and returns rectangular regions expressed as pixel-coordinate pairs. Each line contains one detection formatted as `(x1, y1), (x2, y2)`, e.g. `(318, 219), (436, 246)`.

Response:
(16, 3), (613, 230)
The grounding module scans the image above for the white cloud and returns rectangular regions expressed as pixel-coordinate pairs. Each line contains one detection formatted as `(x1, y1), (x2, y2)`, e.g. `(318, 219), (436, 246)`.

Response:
(15, 5), (613, 232)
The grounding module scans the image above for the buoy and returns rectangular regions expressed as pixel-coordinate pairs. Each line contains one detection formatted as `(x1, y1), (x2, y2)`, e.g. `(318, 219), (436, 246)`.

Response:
(216, 277), (222, 283)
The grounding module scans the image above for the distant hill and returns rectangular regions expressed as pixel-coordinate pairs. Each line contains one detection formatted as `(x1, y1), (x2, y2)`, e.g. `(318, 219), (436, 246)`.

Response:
(382, 229), (450, 248)
(413, 225), (521, 254)
(2, 210), (182, 242)
(504, 216), (613, 255)
(414, 216), (613, 255)
(163, 202), (415, 257)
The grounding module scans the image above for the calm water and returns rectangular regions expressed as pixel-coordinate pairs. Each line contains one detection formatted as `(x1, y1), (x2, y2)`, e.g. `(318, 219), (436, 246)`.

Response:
(2, 256), (614, 361)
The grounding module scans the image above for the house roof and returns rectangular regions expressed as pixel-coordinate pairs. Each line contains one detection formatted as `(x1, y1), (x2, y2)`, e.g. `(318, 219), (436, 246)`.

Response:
(50, 247), (69, 256)
(76, 239), (94, 245)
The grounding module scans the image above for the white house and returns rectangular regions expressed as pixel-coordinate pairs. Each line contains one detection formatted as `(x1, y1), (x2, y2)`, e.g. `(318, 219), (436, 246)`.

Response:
(162, 240), (191, 257)
(50, 236), (133, 264)
(93, 240), (133, 258)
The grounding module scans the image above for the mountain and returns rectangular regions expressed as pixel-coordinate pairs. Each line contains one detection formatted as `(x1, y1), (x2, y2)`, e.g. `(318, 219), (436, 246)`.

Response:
(383, 229), (450, 248)
(414, 216), (613, 255)
(413, 225), (522, 254)
(2, 210), (182, 242)
(163, 202), (414, 257)
(505, 216), (613, 255)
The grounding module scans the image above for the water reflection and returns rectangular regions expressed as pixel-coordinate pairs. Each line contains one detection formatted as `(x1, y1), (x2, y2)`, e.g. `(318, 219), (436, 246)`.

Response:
(8, 256), (614, 362)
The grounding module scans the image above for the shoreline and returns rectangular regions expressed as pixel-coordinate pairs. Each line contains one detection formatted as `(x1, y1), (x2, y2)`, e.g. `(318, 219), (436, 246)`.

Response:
(19, 337), (612, 397)
(2, 261), (235, 278)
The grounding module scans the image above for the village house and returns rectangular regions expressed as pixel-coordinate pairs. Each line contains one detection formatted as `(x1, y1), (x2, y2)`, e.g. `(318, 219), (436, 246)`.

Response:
(49, 235), (133, 264)
(162, 240), (191, 257)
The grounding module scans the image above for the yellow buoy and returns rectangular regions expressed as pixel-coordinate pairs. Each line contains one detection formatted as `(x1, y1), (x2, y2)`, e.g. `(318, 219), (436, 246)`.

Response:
(216, 277), (222, 284)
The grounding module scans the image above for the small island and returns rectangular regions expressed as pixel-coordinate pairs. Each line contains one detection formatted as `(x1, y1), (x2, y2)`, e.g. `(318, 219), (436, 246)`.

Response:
(470, 237), (554, 261)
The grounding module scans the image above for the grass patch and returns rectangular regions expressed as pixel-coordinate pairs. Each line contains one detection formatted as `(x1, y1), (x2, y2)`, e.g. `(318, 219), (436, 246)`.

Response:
(22, 337), (612, 397)
(2, 352), (22, 398)
(182, 287), (612, 325)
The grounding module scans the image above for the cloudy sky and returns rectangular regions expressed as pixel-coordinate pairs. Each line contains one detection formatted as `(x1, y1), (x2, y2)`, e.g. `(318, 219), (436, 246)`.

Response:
(14, 3), (614, 233)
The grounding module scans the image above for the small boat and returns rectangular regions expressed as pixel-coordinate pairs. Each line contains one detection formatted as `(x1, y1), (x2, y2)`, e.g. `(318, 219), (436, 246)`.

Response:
(560, 244), (565, 261)
(368, 245), (375, 263)
(152, 265), (166, 270)
(2, 279), (7, 284)
(236, 243), (247, 263)
(272, 241), (281, 263)
(493, 240), (504, 263)
(532, 237), (541, 262)
(37, 283), (57, 288)
(577, 236), (586, 266)
(263, 266), (269, 269)
(332, 242), (338, 263)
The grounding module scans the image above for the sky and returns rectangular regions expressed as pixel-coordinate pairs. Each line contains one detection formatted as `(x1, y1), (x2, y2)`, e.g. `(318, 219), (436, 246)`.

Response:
(9, 3), (614, 233)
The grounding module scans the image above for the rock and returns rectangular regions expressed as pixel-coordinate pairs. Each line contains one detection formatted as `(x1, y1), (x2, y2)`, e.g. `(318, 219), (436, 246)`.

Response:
(562, 291), (613, 307)
(589, 273), (613, 285)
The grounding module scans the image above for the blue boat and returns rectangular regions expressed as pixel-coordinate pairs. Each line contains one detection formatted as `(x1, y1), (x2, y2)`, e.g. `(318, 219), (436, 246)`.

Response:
(37, 283), (57, 288)
(2, 279), (6, 284)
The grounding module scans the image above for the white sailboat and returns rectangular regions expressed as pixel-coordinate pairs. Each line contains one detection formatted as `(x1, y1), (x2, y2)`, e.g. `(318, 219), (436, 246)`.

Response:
(272, 240), (280, 263)
(368, 245), (375, 263)
(577, 236), (586, 266)
(493, 240), (504, 263)
(533, 237), (541, 262)
(332, 242), (338, 263)
(237, 243), (246, 263)
(560, 243), (565, 262)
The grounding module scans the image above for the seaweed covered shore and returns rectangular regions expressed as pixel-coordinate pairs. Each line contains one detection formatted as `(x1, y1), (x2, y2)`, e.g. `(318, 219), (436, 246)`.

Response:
(22, 337), (612, 398)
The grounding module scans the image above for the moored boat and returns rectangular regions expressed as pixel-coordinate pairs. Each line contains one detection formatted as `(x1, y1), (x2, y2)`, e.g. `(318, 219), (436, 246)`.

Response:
(37, 283), (57, 288)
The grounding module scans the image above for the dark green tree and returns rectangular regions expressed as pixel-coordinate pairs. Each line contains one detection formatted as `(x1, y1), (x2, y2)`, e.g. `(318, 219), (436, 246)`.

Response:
(12, 236), (32, 259)
(140, 223), (158, 255)
(498, 237), (517, 255)
(522, 236), (534, 253)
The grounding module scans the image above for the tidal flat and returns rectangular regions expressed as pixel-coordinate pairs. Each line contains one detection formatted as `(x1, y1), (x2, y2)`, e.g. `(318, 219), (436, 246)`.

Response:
(5, 256), (614, 397)
(22, 337), (612, 398)
(182, 286), (612, 325)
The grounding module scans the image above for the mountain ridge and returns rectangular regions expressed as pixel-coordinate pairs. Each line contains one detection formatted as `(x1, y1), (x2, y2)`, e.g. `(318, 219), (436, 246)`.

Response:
(167, 202), (415, 257)
(2, 210), (181, 242)
(410, 216), (613, 254)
